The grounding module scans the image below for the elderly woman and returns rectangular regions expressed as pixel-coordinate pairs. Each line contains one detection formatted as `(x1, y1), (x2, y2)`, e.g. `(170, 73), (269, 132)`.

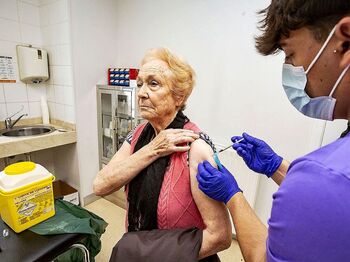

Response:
(93, 48), (232, 259)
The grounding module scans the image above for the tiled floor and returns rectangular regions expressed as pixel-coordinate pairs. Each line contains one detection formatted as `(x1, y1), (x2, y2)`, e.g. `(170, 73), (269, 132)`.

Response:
(85, 198), (244, 262)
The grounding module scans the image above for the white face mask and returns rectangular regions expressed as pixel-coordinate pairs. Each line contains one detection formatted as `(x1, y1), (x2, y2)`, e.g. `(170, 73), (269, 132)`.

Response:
(282, 26), (350, 121)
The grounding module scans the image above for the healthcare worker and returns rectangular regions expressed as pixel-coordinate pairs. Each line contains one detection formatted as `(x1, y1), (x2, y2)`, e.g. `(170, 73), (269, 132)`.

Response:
(197, 1), (350, 262)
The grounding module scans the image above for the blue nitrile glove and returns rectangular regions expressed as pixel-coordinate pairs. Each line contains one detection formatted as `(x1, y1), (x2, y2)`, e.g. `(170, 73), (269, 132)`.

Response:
(196, 161), (242, 204)
(231, 132), (283, 177)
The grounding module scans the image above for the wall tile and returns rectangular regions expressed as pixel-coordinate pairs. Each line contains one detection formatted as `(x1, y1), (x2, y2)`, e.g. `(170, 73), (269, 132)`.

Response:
(50, 22), (69, 45)
(54, 84), (65, 104)
(59, 44), (71, 65)
(38, 0), (56, 6)
(28, 101), (41, 117)
(46, 45), (71, 66)
(0, 0), (18, 21)
(20, 0), (40, 6)
(39, 5), (49, 26)
(0, 40), (17, 57)
(47, 65), (54, 84)
(0, 18), (21, 42)
(46, 84), (55, 102)
(46, 45), (58, 65)
(42, 23), (70, 45)
(64, 85), (74, 106)
(49, 0), (68, 24)
(4, 83), (28, 102)
(0, 103), (8, 120)
(53, 66), (72, 86)
(47, 101), (56, 118)
(27, 83), (46, 101)
(18, 1), (40, 26)
(41, 25), (53, 45)
(64, 104), (75, 123)
(55, 102), (64, 120)
(20, 24), (42, 46)
(6, 102), (30, 118)
(0, 85), (5, 103)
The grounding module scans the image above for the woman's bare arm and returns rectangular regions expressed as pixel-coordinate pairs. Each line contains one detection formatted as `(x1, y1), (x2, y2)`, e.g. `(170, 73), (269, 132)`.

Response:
(93, 140), (158, 196)
(189, 139), (232, 259)
(93, 128), (199, 196)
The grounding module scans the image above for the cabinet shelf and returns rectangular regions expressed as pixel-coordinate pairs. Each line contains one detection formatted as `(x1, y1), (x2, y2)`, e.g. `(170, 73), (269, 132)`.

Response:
(116, 113), (133, 120)
(102, 112), (112, 117)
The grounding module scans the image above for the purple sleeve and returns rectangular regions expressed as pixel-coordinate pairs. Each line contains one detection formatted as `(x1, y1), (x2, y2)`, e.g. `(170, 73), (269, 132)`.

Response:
(266, 159), (350, 262)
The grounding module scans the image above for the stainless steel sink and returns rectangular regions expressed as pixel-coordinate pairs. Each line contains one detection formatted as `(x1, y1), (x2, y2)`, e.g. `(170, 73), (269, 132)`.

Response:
(0, 125), (55, 137)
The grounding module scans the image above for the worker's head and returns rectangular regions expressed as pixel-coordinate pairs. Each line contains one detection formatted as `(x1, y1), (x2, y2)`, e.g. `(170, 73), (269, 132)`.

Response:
(256, 0), (350, 120)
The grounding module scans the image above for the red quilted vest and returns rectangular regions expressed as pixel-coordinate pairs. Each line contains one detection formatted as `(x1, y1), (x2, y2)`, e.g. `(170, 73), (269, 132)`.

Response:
(126, 121), (205, 231)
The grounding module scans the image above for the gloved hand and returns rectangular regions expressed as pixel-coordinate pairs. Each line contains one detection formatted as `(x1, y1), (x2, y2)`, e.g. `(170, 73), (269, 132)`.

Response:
(196, 161), (242, 204)
(231, 132), (282, 177)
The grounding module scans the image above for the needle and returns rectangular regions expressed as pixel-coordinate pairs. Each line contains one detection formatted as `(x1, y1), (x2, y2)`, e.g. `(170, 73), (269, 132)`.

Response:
(217, 138), (244, 154)
(212, 138), (244, 170)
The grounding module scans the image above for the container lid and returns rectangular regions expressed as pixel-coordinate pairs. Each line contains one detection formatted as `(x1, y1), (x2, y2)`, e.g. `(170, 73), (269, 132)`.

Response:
(0, 162), (53, 192)
(4, 162), (36, 175)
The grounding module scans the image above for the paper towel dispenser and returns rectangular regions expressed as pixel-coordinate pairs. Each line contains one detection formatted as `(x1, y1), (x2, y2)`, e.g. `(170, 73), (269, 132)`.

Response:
(16, 45), (49, 84)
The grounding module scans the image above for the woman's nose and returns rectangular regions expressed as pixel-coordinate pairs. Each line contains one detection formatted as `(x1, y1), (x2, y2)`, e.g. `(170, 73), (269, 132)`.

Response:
(137, 85), (149, 99)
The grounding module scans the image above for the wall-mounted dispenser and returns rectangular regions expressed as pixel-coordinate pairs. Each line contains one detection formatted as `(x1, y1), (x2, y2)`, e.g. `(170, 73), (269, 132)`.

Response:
(16, 45), (49, 84)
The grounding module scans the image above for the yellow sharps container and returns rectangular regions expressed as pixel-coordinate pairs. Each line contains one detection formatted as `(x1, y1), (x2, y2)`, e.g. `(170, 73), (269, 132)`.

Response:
(0, 162), (55, 233)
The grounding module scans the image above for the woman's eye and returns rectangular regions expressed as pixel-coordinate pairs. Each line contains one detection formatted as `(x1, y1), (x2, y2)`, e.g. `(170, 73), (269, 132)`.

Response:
(137, 82), (143, 88)
(150, 80), (158, 87)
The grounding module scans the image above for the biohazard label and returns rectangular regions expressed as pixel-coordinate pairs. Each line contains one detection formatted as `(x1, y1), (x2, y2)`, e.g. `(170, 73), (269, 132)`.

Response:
(14, 185), (54, 225)
(18, 202), (36, 216)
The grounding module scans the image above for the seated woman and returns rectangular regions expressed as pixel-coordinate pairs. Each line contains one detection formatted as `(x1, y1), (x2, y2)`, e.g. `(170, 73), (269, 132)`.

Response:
(93, 48), (232, 260)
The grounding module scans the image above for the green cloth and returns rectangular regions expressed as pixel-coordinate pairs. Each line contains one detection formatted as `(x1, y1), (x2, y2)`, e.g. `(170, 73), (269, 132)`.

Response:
(29, 199), (108, 262)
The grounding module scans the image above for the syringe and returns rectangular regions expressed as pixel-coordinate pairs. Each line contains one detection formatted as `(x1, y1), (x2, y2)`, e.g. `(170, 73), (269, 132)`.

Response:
(213, 138), (244, 170)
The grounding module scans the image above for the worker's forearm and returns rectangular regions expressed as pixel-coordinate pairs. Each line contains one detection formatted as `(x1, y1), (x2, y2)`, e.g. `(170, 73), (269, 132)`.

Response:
(93, 146), (159, 195)
(271, 159), (290, 186)
(227, 193), (267, 262)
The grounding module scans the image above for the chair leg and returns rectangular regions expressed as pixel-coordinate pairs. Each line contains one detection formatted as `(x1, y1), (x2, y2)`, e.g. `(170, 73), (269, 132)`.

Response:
(69, 243), (90, 262)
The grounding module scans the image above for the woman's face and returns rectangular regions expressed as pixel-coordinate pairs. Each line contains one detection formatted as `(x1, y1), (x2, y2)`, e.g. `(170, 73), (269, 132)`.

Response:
(136, 59), (182, 122)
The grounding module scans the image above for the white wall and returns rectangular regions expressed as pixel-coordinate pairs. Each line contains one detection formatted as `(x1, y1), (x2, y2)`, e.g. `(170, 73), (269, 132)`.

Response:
(40, 0), (75, 124)
(112, 0), (328, 224)
(69, 0), (120, 201)
(0, 0), (45, 120)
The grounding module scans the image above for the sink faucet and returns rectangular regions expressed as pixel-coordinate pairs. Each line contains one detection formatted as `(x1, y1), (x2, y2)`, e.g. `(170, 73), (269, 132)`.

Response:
(4, 106), (28, 129)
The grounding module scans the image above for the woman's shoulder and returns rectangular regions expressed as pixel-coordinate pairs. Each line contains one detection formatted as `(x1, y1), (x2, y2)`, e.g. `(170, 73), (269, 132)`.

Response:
(185, 121), (216, 152)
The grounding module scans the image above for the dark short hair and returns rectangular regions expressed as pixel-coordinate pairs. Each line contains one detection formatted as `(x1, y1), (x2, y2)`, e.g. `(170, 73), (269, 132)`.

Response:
(255, 0), (350, 55)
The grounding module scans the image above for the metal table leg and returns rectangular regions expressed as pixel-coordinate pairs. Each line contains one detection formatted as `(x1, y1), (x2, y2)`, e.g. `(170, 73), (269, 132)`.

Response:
(68, 243), (90, 262)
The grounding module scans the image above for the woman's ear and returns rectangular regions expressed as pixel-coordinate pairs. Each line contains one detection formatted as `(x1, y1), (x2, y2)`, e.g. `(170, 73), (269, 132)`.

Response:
(335, 17), (350, 68)
(174, 95), (185, 108)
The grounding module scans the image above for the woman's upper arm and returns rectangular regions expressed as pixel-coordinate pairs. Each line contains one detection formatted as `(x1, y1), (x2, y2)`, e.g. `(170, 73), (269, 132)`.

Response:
(189, 139), (232, 238)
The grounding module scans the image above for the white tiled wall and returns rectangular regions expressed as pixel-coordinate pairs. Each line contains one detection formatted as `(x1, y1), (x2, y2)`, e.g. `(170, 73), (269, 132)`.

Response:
(0, 0), (44, 121)
(0, 0), (75, 124)
(40, 0), (75, 123)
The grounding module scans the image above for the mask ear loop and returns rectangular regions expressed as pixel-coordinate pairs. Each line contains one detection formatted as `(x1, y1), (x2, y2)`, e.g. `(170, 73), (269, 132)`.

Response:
(306, 26), (337, 74)
(329, 64), (350, 97)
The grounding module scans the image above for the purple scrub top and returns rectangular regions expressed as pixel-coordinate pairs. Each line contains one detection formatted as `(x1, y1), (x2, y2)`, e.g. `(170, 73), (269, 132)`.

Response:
(266, 133), (350, 262)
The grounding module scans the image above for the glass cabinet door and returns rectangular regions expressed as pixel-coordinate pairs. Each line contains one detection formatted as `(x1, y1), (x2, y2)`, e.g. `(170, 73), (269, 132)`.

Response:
(99, 90), (116, 161)
(115, 89), (134, 150)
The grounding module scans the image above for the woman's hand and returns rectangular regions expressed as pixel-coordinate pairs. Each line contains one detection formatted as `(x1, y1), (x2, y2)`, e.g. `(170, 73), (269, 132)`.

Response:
(149, 129), (199, 157)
